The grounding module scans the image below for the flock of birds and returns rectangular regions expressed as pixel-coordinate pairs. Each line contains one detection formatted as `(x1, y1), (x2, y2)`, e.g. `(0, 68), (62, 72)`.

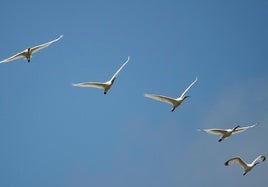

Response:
(1, 35), (265, 176)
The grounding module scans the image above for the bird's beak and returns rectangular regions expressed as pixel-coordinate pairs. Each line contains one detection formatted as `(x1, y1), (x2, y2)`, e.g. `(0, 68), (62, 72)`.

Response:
(183, 96), (190, 101)
(235, 125), (240, 129)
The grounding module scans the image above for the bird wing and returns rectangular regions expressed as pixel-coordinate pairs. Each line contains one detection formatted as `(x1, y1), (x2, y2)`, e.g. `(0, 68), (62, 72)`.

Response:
(225, 157), (248, 170)
(30, 35), (63, 54)
(198, 128), (228, 135)
(144, 94), (177, 106)
(0, 49), (27, 63)
(179, 77), (198, 98)
(72, 82), (106, 89)
(253, 155), (266, 165)
(232, 122), (258, 134)
(109, 56), (130, 81)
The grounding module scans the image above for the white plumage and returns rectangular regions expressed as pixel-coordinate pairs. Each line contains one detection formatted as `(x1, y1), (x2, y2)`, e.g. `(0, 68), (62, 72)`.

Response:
(198, 123), (258, 142)
(0, 35), (63, 63)
(144, 77), (198, 112)
(72, 56), (130, 94)
(225, 155), (265, 175)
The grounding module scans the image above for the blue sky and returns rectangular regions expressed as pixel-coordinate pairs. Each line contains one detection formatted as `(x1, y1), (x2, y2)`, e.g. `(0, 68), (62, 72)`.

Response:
(0, 0), (268, 186)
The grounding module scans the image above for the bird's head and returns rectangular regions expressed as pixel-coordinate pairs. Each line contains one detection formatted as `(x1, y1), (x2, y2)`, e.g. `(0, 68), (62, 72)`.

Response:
(254, 162), (260, 167)
(233, 125), (240, 131)
(183, 95), (190, 100)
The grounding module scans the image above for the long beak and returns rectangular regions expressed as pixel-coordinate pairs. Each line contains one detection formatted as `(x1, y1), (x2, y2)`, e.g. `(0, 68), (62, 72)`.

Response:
(234, 125), (240, 129)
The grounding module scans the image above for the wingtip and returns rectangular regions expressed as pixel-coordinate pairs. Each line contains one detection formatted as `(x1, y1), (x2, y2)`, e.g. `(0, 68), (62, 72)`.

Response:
(56, 35), (63, 40)
(248, 122), (259, 128)
(0, 59), (10, 64)
(126, 56), (131, 63)
(144, 93), (151, 98)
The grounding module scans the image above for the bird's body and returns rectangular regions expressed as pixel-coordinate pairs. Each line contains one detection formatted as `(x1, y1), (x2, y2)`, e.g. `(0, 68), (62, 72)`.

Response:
(144, 77), (198, 112)
(225, 155), (265, 175)
(72, 56), (130, 94)
(0, 35), (63, 63)
(198, 123), (258, 142)
(73, 80), (115, 94)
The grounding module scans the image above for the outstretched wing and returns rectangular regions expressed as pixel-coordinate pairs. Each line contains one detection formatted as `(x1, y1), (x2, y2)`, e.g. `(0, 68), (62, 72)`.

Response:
(109, 56), (130, 81)
(253, 155), (266, 165)
(144, 94), (177, 106)
(72, 82), (106, 89)
(0, 49), (28, 63)
(225, 157), (248, 170)
(31, 35), (63, 54)
(198, 128), (228, 135)
(233, 122), (258, 134)
(179, 77), (198, 98)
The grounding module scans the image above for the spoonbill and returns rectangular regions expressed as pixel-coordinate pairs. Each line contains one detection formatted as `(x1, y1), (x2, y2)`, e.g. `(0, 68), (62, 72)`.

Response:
(144, 77), (198, 112)
(225, 155), (265, 175)
(0, 35), (63, 63)
(198, 122), (258, 142)
(72, 56), (130, 94)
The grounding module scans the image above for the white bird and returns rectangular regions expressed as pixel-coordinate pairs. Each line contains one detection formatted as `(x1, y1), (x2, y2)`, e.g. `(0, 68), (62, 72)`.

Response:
(144, 77), (198, 112)
(225, 155), (266, 175)
(0, 35), (63, 63)
(72, 56), (130, 94)
(198, 122), (258, 142)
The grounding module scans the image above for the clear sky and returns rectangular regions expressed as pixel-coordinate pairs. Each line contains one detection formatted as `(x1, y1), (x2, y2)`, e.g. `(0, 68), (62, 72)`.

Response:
(0, 0), (267, 187)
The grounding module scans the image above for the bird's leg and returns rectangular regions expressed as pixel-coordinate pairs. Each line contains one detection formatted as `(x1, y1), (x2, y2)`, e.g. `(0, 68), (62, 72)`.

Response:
(218, 138), (222, 142)
(104, 91), (107, 94)
(171, 107), (175, 112)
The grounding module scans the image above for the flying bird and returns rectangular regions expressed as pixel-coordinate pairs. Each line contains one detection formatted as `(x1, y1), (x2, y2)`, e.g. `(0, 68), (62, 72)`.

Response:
(225, 155), (265, 175)
(0, 35), (63, 63)
(144, 77), (198, 112)
(198, 122), (258, 142)
(72, 56), (130, 94)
